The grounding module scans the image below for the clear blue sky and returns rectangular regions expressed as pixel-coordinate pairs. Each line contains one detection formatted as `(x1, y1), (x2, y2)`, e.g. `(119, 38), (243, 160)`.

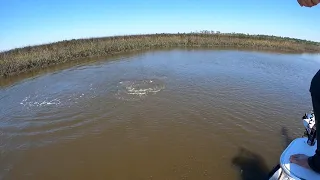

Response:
(0, 0), (319, 51)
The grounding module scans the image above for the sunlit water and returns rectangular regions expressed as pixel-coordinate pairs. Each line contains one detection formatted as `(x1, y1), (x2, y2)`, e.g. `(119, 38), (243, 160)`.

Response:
(0, 49), (319, 180)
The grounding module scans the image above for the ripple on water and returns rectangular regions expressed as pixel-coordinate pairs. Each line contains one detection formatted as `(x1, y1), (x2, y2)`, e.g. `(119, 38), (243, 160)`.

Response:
(116, 79), (165, 101)
(0, 83), (104, 151)
(0, 78), (166, 149)
(0, 49), (318, 180)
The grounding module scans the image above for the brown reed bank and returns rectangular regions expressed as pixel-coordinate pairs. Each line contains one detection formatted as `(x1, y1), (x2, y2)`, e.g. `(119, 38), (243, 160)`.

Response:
(1, 32), (319, 77)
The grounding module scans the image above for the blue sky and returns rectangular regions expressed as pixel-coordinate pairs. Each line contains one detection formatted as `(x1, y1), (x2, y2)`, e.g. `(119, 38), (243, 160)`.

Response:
(0, 0), (319, 51)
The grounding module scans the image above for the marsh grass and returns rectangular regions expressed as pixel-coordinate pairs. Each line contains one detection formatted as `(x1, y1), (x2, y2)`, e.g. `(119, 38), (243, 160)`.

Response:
(1, 32), (319, 77)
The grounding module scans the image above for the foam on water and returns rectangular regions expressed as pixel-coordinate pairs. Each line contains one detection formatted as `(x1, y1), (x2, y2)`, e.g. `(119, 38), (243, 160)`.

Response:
(116, 79), (165, 101)
(20, 96), (61, 107)
(19, 87), (97, 109)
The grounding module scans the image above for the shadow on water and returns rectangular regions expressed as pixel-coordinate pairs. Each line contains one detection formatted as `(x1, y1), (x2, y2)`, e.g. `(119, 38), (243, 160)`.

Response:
(232, 127), (295, 180)
(232, 147), (269, 180)
(281, 126), (294, 149)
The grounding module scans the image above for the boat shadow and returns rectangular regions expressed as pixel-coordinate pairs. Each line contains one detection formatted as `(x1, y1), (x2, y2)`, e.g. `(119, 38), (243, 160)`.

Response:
(231, 147), (269, 180)
(231, 127), (294, 180)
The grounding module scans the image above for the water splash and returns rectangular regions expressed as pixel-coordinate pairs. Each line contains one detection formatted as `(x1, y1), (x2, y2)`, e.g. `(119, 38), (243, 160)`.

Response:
(19, 86), (98, 108)
(116, 79), (165, 101)
(20, 96), (61, 107)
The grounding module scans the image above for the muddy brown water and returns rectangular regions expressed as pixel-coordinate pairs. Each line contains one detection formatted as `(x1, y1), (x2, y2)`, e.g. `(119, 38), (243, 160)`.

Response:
(0, 49), (319, 180)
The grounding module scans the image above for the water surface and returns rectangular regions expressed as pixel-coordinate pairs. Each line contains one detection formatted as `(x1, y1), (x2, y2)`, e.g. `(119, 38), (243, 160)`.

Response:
(0, 49), (319, 180)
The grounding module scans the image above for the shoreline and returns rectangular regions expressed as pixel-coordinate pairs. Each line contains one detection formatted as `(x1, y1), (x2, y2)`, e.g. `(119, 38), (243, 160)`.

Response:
(1, 33), (320, 78)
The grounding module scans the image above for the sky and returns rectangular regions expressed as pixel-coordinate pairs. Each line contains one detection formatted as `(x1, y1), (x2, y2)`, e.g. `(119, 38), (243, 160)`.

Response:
(0, 0), (319, 51)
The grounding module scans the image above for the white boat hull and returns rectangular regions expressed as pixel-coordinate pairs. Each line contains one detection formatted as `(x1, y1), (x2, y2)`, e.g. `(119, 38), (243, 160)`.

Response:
(269, 137), (320, 180)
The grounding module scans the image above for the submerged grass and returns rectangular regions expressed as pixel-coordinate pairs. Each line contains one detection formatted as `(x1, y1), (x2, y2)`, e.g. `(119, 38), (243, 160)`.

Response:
(1, 32), (320, 77)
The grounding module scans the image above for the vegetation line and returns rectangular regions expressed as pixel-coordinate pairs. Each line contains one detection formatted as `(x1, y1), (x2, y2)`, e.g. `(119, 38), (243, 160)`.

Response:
(1, 32), (320, 77)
